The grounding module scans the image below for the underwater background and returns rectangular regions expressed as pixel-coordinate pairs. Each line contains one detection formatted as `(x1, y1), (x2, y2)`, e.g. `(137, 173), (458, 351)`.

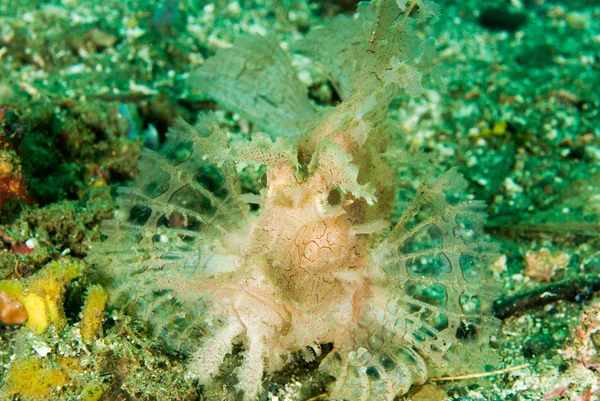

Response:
(0, 0), (599, 400)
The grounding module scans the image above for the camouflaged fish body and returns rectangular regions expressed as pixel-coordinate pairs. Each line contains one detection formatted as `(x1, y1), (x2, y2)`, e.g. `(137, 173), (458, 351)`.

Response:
(95, 1), (500, 400)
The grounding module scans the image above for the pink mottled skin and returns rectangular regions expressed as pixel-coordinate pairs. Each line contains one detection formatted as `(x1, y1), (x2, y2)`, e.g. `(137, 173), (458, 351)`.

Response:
(190, 152), (379, 397)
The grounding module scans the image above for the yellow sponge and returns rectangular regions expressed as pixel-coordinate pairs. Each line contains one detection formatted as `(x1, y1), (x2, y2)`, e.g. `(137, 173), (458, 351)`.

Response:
(78, 383), (104, 401)
(80, 284), (108, 342)
(3, 358), (69, 400)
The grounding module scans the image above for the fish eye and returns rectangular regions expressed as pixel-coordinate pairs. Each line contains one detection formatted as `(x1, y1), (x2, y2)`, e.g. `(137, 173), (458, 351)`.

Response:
(327, 188), (342, 206)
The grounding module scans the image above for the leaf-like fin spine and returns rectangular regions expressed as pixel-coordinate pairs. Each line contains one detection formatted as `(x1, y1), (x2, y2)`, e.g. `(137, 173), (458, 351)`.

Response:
(309, 140), (376, 205)
(230, 132), (300, 170)
(190, 35), (315, 137)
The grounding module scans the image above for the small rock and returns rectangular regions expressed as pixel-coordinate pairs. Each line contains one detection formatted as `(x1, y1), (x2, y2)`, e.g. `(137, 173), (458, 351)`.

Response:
(0, 290), (28, 325)
(478, 7), (527, 32)
(406, 383), (448, 401)
(31, 340), (52, 357)
(87, 28), (118, 50)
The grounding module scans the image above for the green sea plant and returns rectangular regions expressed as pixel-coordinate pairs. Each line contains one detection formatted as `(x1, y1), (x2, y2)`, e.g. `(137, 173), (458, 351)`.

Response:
(93, 1), (500, 400)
